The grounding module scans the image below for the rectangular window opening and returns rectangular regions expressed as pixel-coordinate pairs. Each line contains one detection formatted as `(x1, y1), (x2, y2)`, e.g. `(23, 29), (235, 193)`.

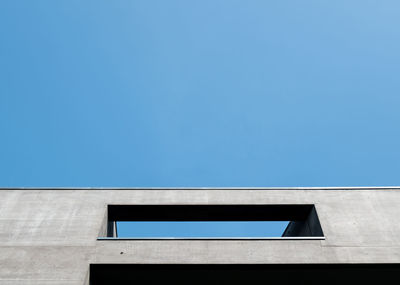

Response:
(90, 264), (400, 285)
(100, 204), (324, 240)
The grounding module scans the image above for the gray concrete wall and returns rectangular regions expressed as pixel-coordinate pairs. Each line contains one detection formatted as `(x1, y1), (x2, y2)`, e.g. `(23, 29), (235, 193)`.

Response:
(0, 188), (400, 284)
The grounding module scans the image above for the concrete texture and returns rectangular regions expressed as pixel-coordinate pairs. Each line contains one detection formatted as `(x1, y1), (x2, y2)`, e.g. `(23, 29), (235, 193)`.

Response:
(0, 187), (400, 284)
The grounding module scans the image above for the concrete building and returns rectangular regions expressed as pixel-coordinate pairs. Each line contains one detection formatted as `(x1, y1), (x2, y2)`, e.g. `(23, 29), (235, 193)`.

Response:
(1, 187), (400, 284)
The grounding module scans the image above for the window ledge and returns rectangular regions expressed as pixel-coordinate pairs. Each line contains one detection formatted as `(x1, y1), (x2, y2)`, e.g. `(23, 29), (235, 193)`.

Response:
(97, 236), (325, 240)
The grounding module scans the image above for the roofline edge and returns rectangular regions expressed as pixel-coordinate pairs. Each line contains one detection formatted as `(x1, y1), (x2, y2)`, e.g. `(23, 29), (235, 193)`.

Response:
(1, 186), (400, 190)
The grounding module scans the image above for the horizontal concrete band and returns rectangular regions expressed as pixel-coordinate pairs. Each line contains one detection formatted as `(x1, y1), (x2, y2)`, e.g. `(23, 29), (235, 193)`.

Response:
(1, 188), (400, 284)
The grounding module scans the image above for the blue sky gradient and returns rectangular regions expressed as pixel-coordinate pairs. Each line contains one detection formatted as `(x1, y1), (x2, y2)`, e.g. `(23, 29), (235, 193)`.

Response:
(1, 1), (400, 187)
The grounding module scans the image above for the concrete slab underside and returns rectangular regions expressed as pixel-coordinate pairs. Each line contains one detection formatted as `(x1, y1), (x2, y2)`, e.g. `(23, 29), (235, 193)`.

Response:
(0, 188), (400, 284)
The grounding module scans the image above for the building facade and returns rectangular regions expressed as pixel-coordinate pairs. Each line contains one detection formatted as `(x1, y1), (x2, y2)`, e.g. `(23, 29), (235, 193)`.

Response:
(1, 187), (400, 284)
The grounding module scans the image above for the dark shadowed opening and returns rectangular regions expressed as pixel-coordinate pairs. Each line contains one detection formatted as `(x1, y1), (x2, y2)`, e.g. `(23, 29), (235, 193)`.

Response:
(90, 264), (400, 285)
(102, 204), (324, 239)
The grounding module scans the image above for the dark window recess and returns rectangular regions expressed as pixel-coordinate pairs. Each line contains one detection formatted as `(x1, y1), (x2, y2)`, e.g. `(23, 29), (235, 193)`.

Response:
(103, 205), (324, 239)
(90, 264), (400, 285)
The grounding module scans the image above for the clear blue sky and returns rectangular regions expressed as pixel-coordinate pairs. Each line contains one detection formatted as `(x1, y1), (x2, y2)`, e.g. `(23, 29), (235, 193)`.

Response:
(1, 1), (400, 187)
(116, 221), (289, 238)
